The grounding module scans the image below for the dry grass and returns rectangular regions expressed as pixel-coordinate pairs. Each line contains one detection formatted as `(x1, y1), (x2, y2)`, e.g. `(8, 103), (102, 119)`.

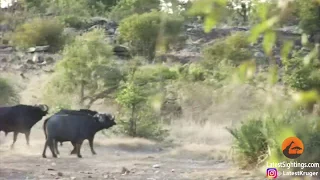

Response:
(168, 143), (229, 160)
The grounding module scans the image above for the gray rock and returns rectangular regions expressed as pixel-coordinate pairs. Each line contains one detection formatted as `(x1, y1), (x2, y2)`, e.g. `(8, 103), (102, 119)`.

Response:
(254, 51), (265, 58)
(26, 59), (34, 64)
(152, 164), (161, 168)
(113, 45), (130, 58)
(26, 45), (50, 53)
(45, 57), (55, 64)
(1, 57), (7, 62)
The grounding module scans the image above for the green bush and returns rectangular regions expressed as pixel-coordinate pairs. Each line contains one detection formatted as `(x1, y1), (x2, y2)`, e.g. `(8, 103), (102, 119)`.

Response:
(227, 108), (320, 170)
(114, 105), (169, 141)
(297, 0), (320, 36)
(118, 11), (184, 60)
(109, 0), (160, 21)
(283, 51), (320, 92)
(11, 18), (65, 51)
(0, 77), (19, 105)
(202, 32), (252, 68)
(59, 15), (88, 29)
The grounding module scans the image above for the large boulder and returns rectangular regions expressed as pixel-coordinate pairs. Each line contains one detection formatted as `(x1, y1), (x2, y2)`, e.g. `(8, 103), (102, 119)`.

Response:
(113, 45), (131, 59)
(26, 45), (50, 53)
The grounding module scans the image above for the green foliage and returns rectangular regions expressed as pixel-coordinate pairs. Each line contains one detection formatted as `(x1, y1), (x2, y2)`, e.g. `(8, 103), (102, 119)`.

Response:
(283, 51), (320, 92)
(59, 15), (88, 29)
(115, 63), (175, 140)
(227, 109), (303, 169)
(297, 0), (320, 35)
(118, 11), (184, 60)
(11, 18), (65, 51)
(116, 82), (147, 108)
(202, 32), (252, 68)
(109, 0), (160, 21)
(0, 78), (19, 105)
(43, 29), (122, 107)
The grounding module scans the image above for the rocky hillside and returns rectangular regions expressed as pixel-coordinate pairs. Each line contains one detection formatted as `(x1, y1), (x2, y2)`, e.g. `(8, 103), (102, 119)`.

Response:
(0, 16), (306, 77)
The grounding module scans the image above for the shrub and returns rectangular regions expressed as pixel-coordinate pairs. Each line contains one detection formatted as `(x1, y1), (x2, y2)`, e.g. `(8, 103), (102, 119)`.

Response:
(114, 105), (169, 141)
(59, 15), (88, 29)
(227, 108), (320, 170)
(109, 0), (160, 21)
(11, 18), (65, 51)
(202, 32), (252, 68)
(0, 77), (19, 105)
(118, 11), (184, 61)
(283, 51), (320, 92)
(297, 0), (320, 36)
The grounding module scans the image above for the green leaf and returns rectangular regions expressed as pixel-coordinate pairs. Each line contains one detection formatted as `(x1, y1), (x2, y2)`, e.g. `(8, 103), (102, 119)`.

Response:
(248, 16), (279, 43)
(236, 61), (256, 82)
(257, 4), (268, 20)
(280, 41), (293, 63)
(301, 34), (309, 46)
(204, 14), (217, 33)
(188, 0), (213, 15)
(303, 45), (319, 66)
(292, 90), (320, 106)
(263, 31), (276, 56)
(268, 65), (278, 85)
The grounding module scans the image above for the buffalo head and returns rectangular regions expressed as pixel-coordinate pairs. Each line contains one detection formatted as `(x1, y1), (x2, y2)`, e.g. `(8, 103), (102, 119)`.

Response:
(34, 104), (49, 114)
(94, 113), (116, 128)
(36, 104), (49, 111)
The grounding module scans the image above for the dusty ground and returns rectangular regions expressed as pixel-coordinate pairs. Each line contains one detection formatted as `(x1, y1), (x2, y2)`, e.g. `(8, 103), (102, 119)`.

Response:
(0, 122), (266, 180)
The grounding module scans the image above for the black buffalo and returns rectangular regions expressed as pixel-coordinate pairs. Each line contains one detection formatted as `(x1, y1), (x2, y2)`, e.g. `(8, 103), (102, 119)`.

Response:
(42, 112), (116, 158)
(0, 104), (49, 148)
(51, 109), (99, 154)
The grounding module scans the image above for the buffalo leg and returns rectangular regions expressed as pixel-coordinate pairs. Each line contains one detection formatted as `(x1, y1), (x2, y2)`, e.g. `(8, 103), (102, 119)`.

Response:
(70, 142), (77, 155)
(48, 139), (57, 158)
(10, 132), (18, 149)
(88, 137), (96, 155)
(42, 140), (49, 158)
(75, 142), (83, 158)
(24, 131), (30, 146)
(54, 141), (60, 155)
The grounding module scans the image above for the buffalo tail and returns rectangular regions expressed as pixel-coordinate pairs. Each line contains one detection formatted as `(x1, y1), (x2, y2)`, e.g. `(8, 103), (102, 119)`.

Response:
(42, 117), (50, 140)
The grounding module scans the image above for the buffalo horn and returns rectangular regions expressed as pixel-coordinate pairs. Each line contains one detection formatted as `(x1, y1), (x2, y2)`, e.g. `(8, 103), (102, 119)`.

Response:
(43, 104), (49, 111)
(111, 115), (115, 121)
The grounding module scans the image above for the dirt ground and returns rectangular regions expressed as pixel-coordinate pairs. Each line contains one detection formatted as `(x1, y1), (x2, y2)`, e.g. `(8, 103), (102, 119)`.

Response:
(0, 123), (267, 180)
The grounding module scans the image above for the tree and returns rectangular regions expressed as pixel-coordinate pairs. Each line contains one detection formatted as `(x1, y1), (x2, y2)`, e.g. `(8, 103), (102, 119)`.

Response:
(297, 0), (320, 42)
(118, 10), (184, 61)
(115, 59), (176, 139)
(43, 29), (124, 108)
(227, 0), (252, 24)
(0, 77), (19, 105)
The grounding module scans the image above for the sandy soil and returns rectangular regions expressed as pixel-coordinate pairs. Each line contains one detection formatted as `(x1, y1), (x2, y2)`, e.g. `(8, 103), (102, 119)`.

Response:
(0, 123), (267, 180)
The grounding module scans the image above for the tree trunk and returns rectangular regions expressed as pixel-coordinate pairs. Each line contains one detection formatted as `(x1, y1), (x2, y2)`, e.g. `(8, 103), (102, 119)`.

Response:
(79, 80), (85, 107)
(129, 104), (136, 137)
